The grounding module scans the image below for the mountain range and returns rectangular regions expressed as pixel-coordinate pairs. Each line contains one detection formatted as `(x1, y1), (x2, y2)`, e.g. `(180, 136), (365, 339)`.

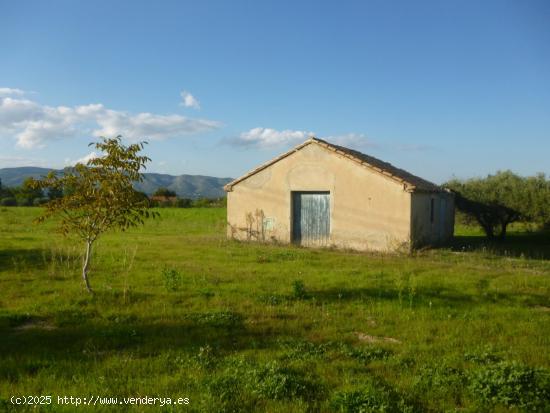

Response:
(0, 167), (233, 199)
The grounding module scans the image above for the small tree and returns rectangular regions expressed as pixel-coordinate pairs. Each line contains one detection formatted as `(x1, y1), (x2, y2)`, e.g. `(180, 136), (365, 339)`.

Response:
(29, 136), (157, 293)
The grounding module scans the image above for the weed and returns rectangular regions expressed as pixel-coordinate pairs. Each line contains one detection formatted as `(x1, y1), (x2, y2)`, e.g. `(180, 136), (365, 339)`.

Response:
(331, 380), (414, 413)
(162, 267), (182, 292)
(1, 208), (550, 412)
(279, 339), (331, 360)
(469, 361), (550, 410)
(292, 279), (308, 300)
(207, 371), (249, 412)
(193, 344), (218, 370)
(412, 364), (466, 404)
(464, 346), (503, 364)
(271, 250), (300, 261)
(206, 358), (325, 411)
(197, 288), (215, 299)
(250, 361), (324, 401)
(184, 311), (243, 328)
(396, 271), (418, 309)
(338, 344), (393, 363)
(257, 293), (286, 306)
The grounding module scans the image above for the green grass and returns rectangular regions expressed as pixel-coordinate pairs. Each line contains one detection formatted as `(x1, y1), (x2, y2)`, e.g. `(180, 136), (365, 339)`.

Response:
(1, 207), (549, 412)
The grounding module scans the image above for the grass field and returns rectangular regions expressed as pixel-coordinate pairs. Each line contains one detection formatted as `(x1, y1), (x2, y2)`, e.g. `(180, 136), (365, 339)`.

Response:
(1, 207), (549, 412)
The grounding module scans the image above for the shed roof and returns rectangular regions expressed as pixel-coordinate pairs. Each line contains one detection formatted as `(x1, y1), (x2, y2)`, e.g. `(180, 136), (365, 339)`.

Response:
(224, 137), (444, 193)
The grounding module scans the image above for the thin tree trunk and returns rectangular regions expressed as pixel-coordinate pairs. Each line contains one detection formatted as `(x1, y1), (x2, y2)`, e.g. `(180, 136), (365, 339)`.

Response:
(499, 222), (508, 240)
(82, 240), (93, 294)
(479, 220), (494, 239)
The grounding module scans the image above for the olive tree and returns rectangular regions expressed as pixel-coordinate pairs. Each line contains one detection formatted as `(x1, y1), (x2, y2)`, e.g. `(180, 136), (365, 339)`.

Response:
(30, 136), (157, 293)
(444, 171), (523, 239)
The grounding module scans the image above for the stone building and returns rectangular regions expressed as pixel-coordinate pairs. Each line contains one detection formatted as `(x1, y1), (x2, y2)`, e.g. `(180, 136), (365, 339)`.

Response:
(225, 137), (454, 251)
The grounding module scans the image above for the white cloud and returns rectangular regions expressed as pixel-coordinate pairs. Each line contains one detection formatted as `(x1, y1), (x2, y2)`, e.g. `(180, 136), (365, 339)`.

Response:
(231, 128), (378, 150)
(93, 110), (218, 141)
(234, 127), (315, 148)
(322, 133), (379, 150)
(0, 87), (25, 97)
(0, 93), (220, 149)
(65, 151), (100, 166)
(180, 90), (200, 109)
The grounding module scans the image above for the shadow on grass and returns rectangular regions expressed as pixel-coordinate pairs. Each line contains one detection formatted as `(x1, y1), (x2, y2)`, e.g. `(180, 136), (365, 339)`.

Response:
(0, 309), (295, 374)
(451, 230), (550, 260)
(0, 248), (49, 271)
(309, 285), (550, 309)
(0, 247), (82, 272)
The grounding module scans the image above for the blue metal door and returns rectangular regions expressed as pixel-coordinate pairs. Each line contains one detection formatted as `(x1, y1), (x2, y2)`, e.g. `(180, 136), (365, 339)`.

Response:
(292, 192), (330, 246)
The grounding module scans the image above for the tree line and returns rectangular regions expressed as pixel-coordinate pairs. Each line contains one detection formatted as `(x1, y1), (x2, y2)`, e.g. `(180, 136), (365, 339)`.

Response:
(444, 171), (550, 239)
(0, 179), (225, 208)
(2, 165), (547, 241)
(0, 177), (62, 206)
(149, 187), (226, 208)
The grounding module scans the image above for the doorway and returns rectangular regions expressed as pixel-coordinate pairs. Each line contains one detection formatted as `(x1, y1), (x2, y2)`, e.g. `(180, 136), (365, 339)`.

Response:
(292, 191), (330, 246)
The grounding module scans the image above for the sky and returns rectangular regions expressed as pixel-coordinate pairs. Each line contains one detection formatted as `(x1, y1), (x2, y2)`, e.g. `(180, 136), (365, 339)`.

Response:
(1, 0), (549, 183)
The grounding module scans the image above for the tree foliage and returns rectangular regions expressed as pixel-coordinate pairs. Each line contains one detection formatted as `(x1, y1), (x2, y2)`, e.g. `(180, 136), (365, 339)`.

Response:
(29, 136), (157, 293)
(153, 187), (177, 197)
(444, 170), (550, 238)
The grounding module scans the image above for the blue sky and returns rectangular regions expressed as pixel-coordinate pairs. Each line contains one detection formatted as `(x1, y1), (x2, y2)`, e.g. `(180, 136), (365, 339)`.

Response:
(1, 0), (549, 182)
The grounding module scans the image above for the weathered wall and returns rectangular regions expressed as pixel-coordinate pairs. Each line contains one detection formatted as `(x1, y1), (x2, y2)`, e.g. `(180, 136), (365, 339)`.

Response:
(226, 143), (412, 251)
(410, 191), (455, 247)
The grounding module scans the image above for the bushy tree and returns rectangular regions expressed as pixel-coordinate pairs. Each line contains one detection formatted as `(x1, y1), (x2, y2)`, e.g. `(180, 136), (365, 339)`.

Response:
(29, 136), (157, 293)
(15, 178), (44, 206)
(523, 173), (550, 228)
(153, 187), (177, 197)
(47, 186), (64, 200)
(445, 170), (550, 238)
(175, 197), (192, 208)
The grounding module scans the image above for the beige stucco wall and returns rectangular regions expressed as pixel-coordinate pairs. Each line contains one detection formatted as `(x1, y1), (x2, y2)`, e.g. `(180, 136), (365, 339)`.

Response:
(226, 143), (413, 252)
(410, 191), (455, 247)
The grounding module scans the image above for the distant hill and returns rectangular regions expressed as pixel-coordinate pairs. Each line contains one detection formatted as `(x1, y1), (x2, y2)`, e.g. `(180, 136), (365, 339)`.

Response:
(0, 167), (232, 199)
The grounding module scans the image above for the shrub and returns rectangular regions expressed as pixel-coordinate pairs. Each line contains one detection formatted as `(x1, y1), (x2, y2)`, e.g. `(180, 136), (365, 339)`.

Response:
(292, 279), (308, 300)
(162, 267), (182, 292)
(0, 197), (16, 206)
(331, 381), (414, 413)
(175, 198), (192, 208)
(469, 361), (550, 410)
(16, 195), (32, 206)
(33, 197), (49, 206)
(412, 364), (466, 404)
(207, 372), (249, 412)
(192, 198), (211, 208)
(206, 358), (325, 410)
(250, 362), (324, 401)
(279, 339), (331, 360)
